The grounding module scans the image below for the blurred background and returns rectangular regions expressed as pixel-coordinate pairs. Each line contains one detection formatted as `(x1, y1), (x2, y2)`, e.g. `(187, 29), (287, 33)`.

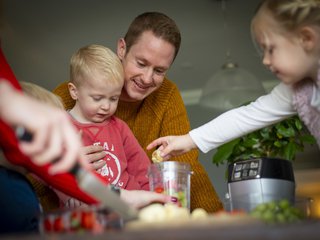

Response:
(1, 0), (319, 216)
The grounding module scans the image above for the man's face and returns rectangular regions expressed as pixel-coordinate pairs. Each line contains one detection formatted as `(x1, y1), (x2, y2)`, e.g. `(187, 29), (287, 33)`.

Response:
(117, 31), (175, 102)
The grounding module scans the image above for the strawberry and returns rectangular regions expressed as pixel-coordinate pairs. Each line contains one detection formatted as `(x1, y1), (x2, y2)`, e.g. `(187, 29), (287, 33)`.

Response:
(43, 218), (52, 232)
(81, 211), (94, 229)
(154, 186), (164, 193)
(53, 216), (64, 232)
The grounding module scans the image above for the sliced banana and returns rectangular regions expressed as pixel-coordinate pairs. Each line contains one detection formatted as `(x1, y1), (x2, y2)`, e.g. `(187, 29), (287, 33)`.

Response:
(165, 203), (190, 220)
(191, 208), (208, 219)
(138, 204), (167, 222)
(152, 148), (163, 163)
(138, 203), (208, 223)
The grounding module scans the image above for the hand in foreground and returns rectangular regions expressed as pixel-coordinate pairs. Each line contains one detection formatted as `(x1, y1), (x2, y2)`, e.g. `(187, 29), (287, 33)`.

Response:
(146, 134), (197, 161)
(0, 80), (86, 174)
(120, 189), (175, 209)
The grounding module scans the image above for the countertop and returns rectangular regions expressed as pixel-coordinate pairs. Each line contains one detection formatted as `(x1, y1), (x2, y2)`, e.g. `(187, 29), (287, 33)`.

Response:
(2, 219), (320, 240)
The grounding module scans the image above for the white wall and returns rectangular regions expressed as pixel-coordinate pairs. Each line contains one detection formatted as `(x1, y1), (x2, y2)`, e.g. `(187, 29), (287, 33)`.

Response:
(1, 0), (272, 91)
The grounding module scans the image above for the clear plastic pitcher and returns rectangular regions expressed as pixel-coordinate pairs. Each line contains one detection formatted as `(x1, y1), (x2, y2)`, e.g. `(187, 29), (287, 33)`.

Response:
(148, 161), (192, 210)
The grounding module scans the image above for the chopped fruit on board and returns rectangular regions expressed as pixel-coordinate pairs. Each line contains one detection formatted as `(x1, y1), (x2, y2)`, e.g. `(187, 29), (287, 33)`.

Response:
(249, 199), (305, 224)
(40, 206), (121, 233)
(138, 203), (197, 222)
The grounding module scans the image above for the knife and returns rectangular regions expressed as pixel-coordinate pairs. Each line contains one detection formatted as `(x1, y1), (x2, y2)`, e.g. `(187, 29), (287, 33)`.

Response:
(15, 126), (138, 221)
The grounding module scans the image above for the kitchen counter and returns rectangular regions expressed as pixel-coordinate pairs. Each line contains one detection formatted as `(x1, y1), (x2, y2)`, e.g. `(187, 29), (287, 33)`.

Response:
(2, 219), (319, 240)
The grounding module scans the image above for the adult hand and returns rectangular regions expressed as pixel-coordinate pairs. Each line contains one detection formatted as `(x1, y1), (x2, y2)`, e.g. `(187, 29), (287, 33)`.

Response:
(81, 145), (106, 170)
(120, 189), (174, 209)
(146, 134), (197, 160)
(0, 80), (86, 174)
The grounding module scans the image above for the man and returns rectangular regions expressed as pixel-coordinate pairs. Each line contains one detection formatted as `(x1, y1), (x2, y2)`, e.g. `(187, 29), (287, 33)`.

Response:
(54, 12), (223, 212)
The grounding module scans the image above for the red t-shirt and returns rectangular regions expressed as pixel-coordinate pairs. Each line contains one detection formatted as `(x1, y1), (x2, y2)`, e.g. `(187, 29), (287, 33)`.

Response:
(0, 48), (101, 204)
(71, 116), (150, 190)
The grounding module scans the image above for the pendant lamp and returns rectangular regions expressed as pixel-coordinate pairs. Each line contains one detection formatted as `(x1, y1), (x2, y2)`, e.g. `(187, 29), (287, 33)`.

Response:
(199, 0), (265, 115)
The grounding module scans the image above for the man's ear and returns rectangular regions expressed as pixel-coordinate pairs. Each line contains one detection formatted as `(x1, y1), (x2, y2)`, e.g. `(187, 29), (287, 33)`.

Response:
(299, 26), (318, 52)
(68, 82), (78, 100)
(117, 38), (126, 60)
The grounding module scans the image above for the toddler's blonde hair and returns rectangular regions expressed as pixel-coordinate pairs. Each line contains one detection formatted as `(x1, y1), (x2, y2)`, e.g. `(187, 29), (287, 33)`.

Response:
(20, 81), (64, 109)
(70, 44), (124, 87)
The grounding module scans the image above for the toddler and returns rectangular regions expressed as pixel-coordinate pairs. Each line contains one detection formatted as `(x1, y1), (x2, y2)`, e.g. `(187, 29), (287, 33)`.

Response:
(61, 45), (150, 207)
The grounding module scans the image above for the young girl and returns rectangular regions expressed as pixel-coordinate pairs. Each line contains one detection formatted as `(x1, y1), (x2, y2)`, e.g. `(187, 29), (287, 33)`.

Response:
(147, 0), (320, 159)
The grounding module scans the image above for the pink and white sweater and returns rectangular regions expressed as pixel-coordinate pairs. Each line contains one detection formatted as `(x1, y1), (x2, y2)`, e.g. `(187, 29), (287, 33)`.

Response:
(190, 79), (320, 153)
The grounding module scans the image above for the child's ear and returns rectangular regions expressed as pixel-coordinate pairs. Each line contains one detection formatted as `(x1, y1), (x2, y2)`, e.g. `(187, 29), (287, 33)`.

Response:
(68, 82), (78, 100)
(299, 26), (318, 51)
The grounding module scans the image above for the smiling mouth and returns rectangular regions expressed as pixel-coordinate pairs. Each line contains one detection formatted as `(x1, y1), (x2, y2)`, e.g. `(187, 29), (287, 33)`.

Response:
(133, 79), (149, 90)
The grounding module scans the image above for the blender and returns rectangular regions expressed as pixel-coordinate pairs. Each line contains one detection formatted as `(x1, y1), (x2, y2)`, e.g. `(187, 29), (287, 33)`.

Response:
(225, 157), (295, 212)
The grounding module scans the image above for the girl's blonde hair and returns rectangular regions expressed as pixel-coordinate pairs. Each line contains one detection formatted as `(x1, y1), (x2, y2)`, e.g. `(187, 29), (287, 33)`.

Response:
(256, 0), (320, 31)
(69, 44), (124, 86)
(20, 81), (64, 109)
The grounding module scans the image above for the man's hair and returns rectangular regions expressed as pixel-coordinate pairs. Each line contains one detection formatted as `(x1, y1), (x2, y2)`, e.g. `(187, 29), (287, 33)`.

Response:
(124, 12), (181, 62)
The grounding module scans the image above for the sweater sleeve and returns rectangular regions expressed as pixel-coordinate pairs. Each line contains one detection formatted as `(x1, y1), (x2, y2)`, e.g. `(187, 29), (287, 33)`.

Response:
(118, 119), (150, 191)
(0, 48), (21, 91)
(190, 83), (296, 153)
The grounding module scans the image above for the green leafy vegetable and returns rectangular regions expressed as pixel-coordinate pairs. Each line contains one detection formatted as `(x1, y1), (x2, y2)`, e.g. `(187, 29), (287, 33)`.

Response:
(212, 115), (316, 167)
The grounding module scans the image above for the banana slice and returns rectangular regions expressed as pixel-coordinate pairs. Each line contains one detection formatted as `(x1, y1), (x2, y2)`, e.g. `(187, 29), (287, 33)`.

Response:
(138, 204), (167, 222)
(191, 208), (208, 219)
(152, 149), (163, 163)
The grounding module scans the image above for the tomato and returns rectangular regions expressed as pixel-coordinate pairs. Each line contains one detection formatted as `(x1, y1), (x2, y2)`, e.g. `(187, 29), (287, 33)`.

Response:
(81, 211), (94, 229)
(155, 187), (164, 193)
(43, 218), (52, 232)
(53, 217), (64, 232)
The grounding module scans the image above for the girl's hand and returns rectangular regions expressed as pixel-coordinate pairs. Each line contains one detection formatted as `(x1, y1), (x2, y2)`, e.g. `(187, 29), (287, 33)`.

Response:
(146, 134), (197, 160)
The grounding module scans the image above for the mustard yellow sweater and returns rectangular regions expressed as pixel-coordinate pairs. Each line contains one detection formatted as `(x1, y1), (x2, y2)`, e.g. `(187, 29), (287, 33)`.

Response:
(53, 78), (223, 213)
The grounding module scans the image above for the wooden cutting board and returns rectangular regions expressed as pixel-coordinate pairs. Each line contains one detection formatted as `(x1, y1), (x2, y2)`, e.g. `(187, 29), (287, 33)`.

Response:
(125, 213), (262, 230)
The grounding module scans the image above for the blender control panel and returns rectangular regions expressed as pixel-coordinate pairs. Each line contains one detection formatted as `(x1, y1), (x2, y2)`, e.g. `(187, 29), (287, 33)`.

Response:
(231, 159), (262, 181)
